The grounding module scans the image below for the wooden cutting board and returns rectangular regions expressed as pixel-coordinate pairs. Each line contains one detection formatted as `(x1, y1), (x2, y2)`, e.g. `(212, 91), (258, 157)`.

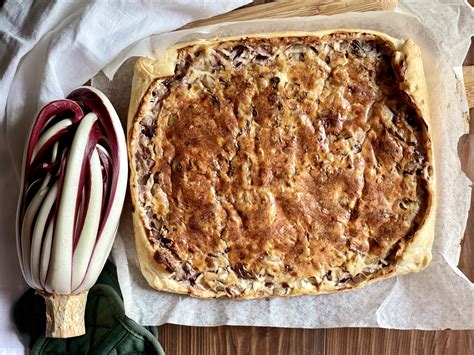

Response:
(158, 1), (474, 354)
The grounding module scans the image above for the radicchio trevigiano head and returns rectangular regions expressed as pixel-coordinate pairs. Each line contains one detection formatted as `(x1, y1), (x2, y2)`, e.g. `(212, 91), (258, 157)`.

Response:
(16, 86), (127, 295)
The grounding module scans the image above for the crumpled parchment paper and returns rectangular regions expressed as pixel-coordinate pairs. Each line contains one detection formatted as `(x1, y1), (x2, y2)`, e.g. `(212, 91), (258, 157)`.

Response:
(93, 0), (474, 329)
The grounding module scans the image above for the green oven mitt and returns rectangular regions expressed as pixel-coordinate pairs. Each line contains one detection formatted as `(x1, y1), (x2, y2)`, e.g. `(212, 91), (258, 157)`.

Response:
(12, 261), (165, 355)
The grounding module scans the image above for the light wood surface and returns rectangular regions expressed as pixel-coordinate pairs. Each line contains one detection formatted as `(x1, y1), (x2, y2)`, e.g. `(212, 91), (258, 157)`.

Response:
(463, 66), (474, 108)
(158, 1), (474, 354)
(181, 0), (398, 29)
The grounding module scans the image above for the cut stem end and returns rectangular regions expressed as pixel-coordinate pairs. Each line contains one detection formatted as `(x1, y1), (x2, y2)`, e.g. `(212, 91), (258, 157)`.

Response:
(39, 290), (88, 338)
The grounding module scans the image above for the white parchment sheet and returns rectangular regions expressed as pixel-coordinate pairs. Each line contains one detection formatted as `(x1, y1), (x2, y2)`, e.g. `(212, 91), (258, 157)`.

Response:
(93, 1), (474, 329)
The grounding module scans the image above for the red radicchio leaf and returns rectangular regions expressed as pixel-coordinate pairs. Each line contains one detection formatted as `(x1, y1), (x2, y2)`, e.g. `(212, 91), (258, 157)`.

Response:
(72, 122), (102, 252)
(96, 144), (112, 225)
(42, 149), (68, 287)
(26, 100), (83, 170)
(39, 200), (58, 291)
(28, 124), (72, 173)
(20, 101), (82, 220)
(66, 89), (122, 241)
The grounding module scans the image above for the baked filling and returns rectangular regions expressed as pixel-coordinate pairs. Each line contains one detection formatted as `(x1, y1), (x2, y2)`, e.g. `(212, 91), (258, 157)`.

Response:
(131, 32), (433, 298)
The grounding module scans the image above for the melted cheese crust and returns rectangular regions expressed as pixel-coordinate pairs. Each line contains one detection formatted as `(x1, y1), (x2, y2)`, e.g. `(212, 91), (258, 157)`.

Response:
(129, 31), (435, 298)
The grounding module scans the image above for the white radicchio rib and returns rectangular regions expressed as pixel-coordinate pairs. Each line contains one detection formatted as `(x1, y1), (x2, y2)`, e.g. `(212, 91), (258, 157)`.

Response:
(16, 86), (127, 296)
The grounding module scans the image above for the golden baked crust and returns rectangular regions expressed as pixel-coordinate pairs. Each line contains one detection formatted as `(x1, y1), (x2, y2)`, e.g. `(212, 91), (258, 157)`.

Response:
(128, 29), (436, 298)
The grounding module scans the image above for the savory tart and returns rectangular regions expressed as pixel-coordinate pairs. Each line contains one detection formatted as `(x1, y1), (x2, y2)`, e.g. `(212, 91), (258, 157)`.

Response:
(127, 30), (435, 298)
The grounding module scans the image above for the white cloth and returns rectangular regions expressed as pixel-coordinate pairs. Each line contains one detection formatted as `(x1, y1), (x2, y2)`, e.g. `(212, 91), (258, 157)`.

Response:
(0, 0), (249, 352)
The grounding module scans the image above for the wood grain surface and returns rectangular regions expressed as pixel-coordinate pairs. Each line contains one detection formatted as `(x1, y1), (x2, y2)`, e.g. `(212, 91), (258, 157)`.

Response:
(158, 327), (473, 355)
(463, 66), (474, 109)
(181, 0), (398, 29)
(157, 1), (474, 354)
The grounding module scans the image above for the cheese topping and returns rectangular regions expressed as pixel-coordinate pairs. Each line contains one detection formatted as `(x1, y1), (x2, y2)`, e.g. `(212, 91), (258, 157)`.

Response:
(132, 33), (432, 298)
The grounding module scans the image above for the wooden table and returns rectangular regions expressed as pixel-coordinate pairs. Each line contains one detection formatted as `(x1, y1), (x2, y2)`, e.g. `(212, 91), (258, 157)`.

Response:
(158, 1), (474, 354)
